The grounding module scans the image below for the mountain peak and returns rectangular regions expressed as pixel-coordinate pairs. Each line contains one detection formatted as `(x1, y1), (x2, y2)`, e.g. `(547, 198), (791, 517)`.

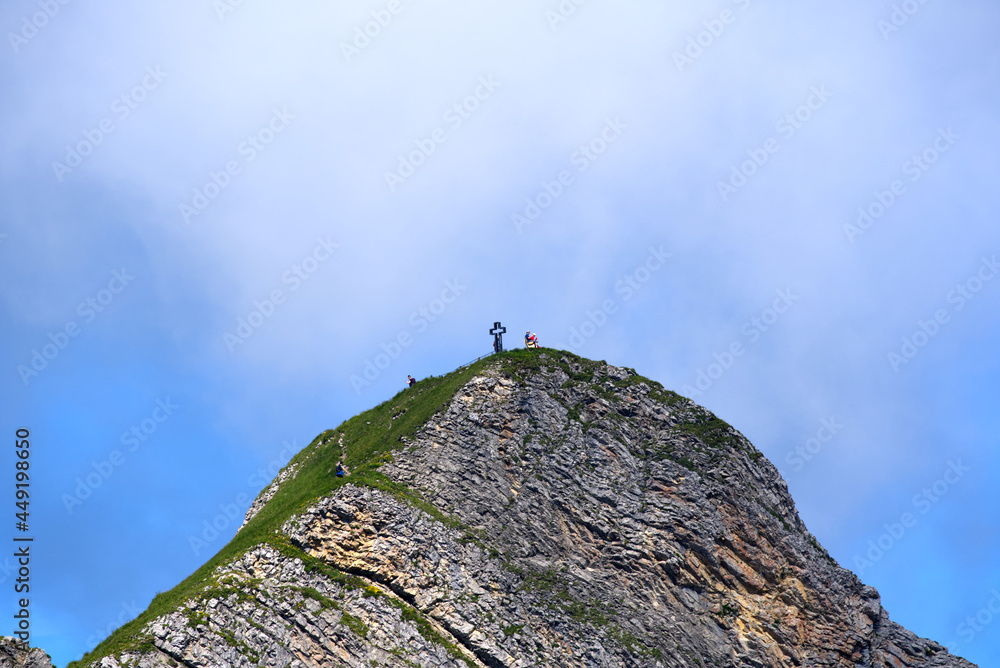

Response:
(70, 350), (975, 668)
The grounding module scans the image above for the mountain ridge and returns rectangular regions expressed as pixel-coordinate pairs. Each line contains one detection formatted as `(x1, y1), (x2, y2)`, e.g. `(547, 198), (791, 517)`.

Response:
(65, 349), (975, 668)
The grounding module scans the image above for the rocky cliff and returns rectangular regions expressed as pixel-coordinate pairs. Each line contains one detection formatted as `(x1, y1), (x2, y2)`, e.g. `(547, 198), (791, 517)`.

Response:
(1, 637), (54, 668)
(68, 350), (976, 668)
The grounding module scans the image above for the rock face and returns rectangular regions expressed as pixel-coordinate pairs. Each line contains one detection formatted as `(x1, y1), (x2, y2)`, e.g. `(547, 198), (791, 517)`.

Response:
(73, 352), (977, 668)
(0, 637), (54, 668)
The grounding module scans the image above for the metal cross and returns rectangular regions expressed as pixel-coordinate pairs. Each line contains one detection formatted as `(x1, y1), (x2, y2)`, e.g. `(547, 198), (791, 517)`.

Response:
(490, 321), (507, 354)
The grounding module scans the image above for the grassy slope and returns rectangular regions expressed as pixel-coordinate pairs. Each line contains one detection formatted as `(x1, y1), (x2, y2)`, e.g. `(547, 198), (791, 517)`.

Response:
(68, 353), (505, 668)
(67, 349), (690, 668)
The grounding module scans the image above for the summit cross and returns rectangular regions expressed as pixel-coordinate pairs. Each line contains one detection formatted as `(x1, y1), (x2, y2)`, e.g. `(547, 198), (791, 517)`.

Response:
(490, 322), (507, 354)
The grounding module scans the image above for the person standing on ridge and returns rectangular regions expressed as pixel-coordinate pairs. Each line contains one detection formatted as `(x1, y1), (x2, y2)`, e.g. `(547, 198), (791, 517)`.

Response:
(407, 375), (416, 388)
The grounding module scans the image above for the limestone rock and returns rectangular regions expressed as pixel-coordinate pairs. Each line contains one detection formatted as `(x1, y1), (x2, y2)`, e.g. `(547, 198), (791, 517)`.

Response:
(0, 637), (53, 668)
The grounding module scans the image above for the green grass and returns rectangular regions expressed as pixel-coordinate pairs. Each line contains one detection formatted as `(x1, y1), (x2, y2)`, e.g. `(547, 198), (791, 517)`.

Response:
(673, 415), (733, 450)
(340, 612), (369, 638)
(507, 564), (617, 630)
(671, 455), (699, 473)
(607, 625), (663, 661)
(509, 565), (562, 593)
(765, 505), (792, 533)
(295, 586), (339, 612)
(671, 407), (765, 467)
(498, 348), (600, 383)
(386, 596), (478, 668)
(712, 602), (739, 619)
(501, 623), (524, 636)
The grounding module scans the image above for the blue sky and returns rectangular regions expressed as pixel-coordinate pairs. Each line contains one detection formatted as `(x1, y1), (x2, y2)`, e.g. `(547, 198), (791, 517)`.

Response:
(1, 0), (998, 665)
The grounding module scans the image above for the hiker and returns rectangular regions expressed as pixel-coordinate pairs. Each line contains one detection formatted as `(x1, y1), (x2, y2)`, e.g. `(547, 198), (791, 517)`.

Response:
(407, 375), (416, 388)
(525, 331), (539, 348)
(336, 461), (346, 477)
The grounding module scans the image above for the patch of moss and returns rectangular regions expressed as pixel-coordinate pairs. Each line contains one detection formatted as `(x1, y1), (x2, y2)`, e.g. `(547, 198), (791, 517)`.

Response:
(714, 602), (738, 618)
(295, 586), (339, 612)
(765, 506), (792, 533)
(185, 609), (208, 629)
(510, 566), (561, 592)
(269, 535), (365, 590)
(671, 455), (699, 473)
(501, 623), (524, 636)
(566, 404), (585, 424)
(806, 533), (838, 566)
(674, 415), (733, 450)
(216, 627), (259, 664)
(609, 371), (683, 407)
(388, 597), (477, 668)
(608, 625), (663, 661)
(510, 565), (617, 629)
(562, 600), (609, 625)
(340, 612), (369, 638)
(672, 409), (766, 466)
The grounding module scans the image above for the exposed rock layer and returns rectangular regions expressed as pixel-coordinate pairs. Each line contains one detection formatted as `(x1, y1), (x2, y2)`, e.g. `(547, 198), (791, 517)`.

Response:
(79, 354), (976, 668)
(0, 637), (53, 668)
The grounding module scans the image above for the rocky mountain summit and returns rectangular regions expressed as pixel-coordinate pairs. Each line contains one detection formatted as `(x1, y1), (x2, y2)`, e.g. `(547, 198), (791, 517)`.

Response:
(69, 351), (976, 668)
